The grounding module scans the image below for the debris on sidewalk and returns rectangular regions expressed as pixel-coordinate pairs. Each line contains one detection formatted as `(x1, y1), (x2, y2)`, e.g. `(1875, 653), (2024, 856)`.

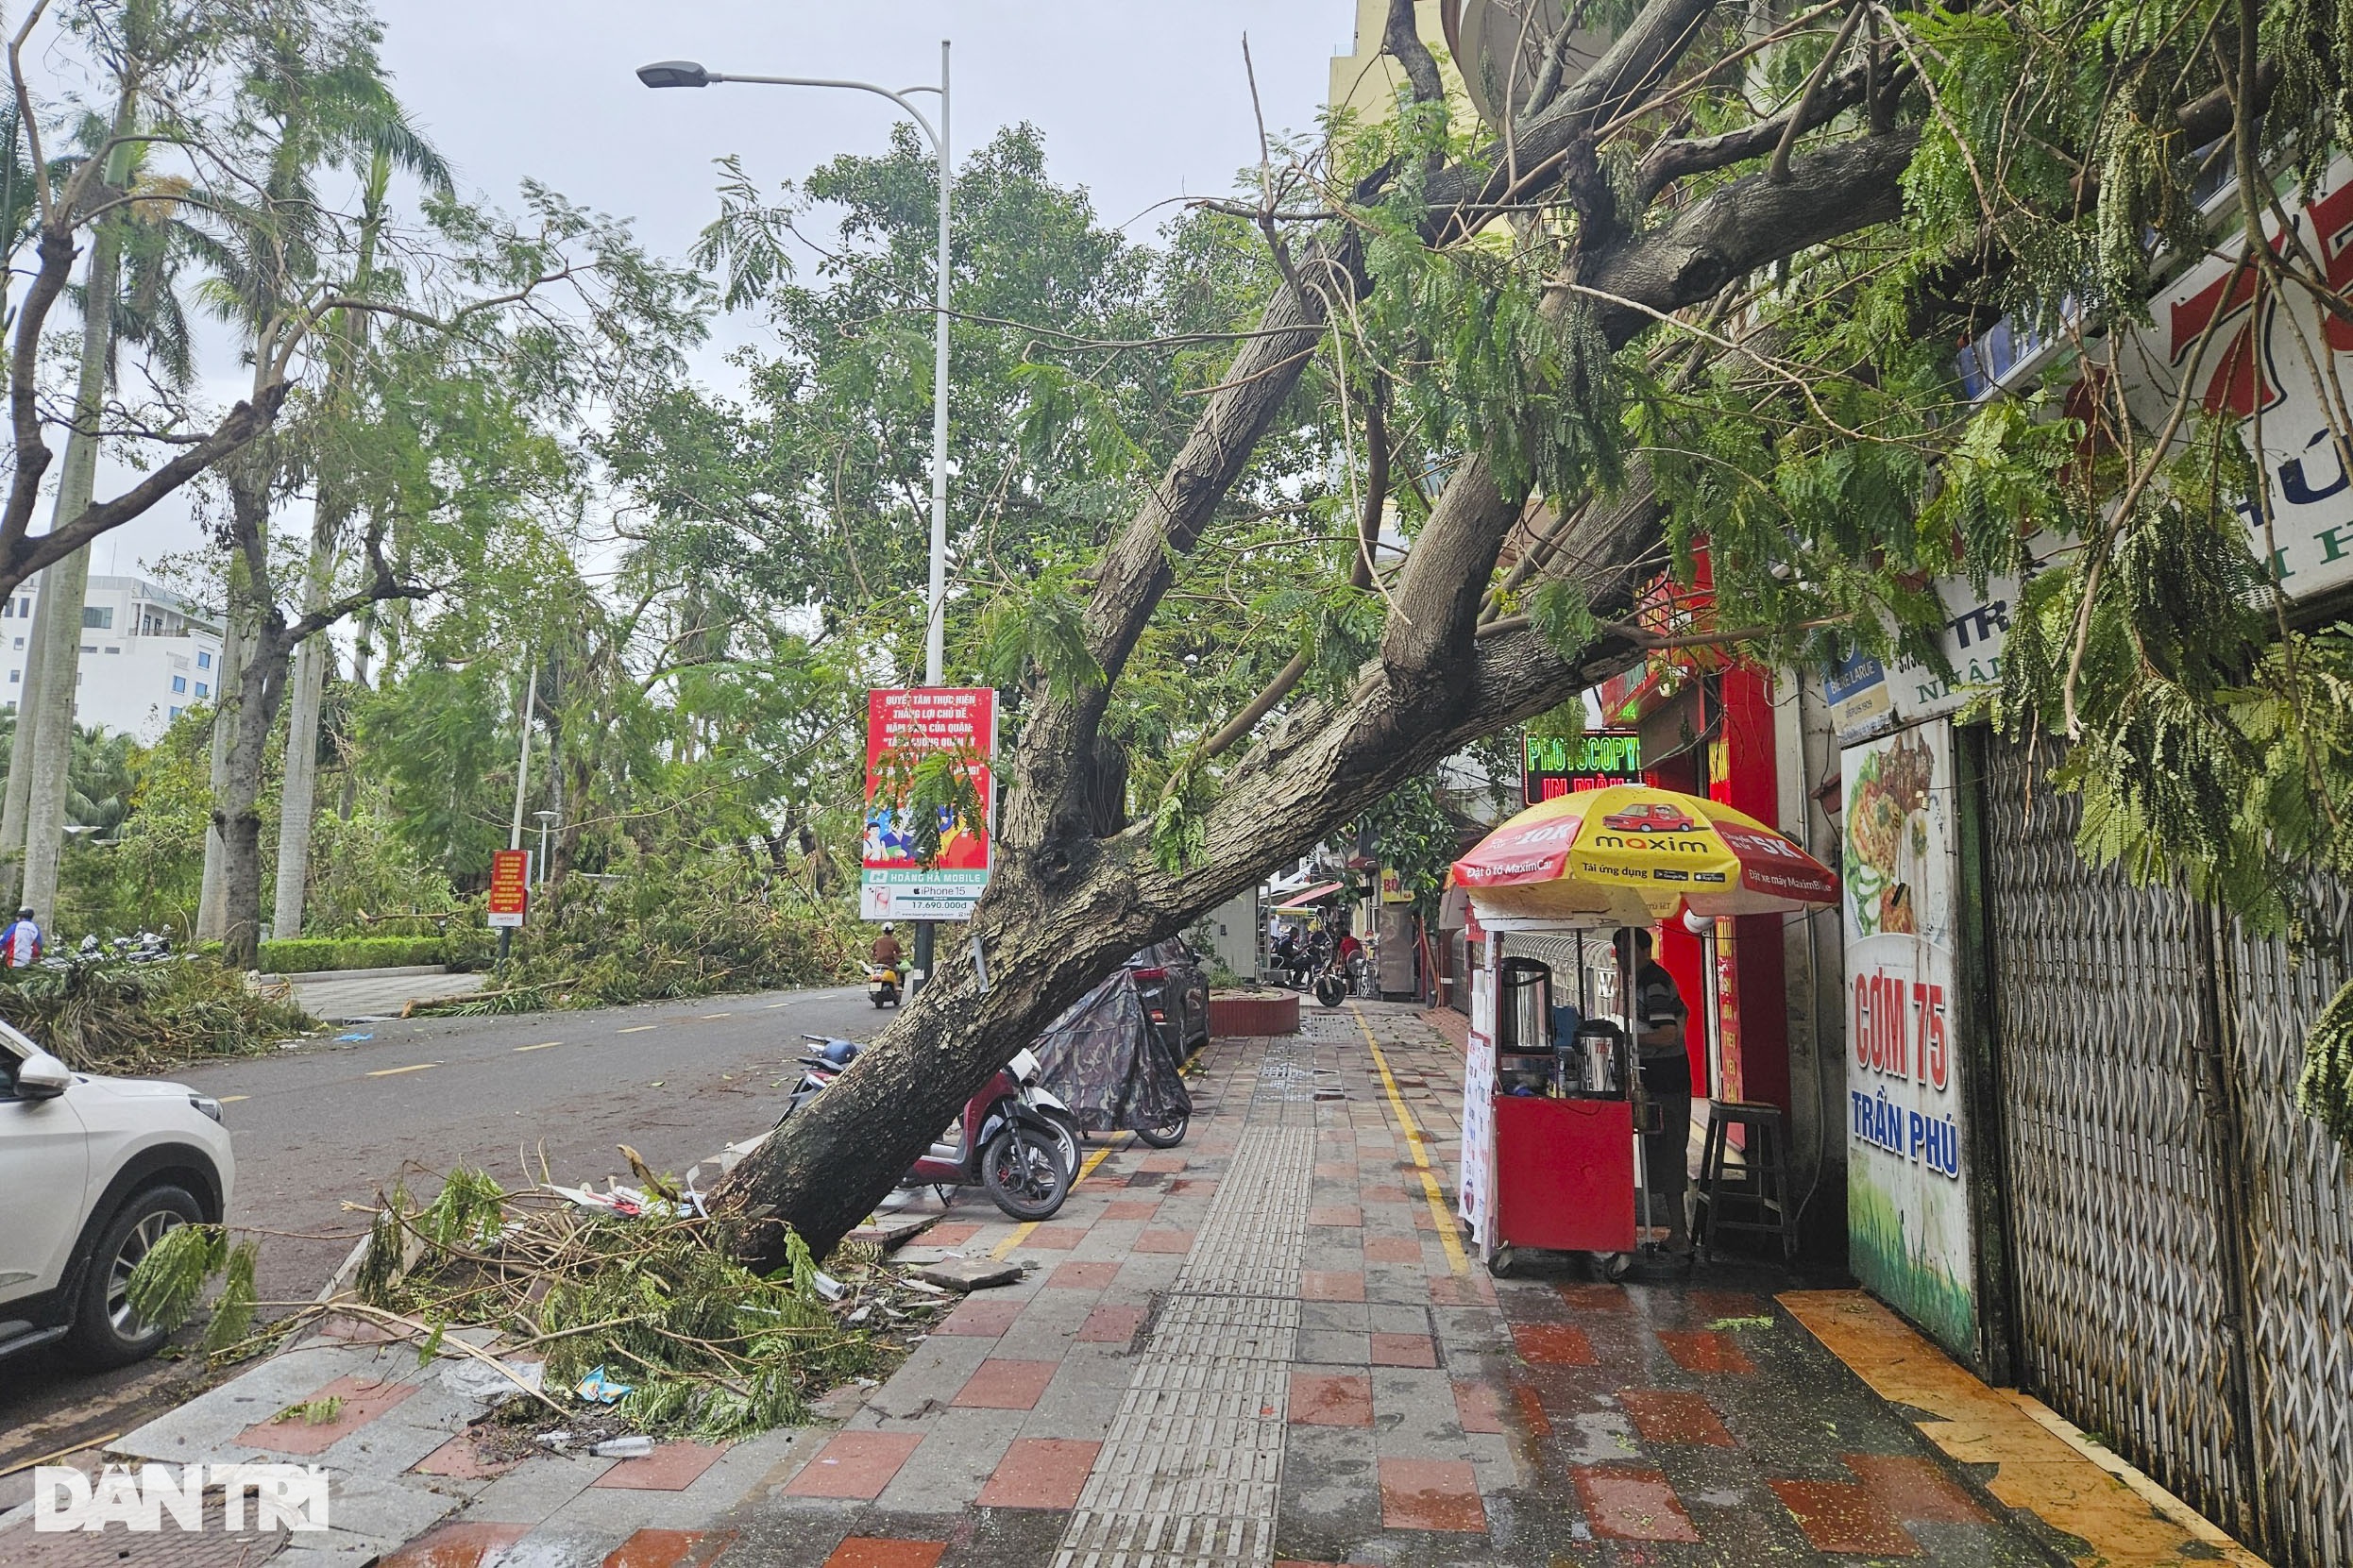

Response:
(574, 1366), (632, 1405)
(911, 1256), (1024, 1291)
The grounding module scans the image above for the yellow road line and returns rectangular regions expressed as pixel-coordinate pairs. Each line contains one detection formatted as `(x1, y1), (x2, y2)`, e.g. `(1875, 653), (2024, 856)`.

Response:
(514, 1041), (561, 1053)
(1351, 1005), (1467, 1275)
(365, 1062), (438, 1078)
(617, 1025), (657, 1034)
(990, 1137), (1126, 1258)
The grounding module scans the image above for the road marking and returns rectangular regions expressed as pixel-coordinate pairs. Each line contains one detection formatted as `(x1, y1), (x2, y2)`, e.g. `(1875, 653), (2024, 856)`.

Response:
(699, 1013), (732, 1020)
(991, 1137), (1125, 1258)
(1351, 1005), (1467, 1275)
(217, 1095), (249, 1104)
(366, 1062), (439, 1078)
(764, 1002), (791, 1008)
(515, 1041), (561, 1053)
(617, 1025), (657, 1034)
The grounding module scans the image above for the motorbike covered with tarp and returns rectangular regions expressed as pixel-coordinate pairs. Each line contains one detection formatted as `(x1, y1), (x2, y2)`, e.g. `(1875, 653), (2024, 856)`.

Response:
(1030, 969), (1193, 1146)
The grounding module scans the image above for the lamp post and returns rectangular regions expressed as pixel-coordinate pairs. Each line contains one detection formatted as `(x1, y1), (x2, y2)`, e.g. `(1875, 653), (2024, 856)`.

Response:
(533, 809), (558, 885)
(639, 45), (954, 992)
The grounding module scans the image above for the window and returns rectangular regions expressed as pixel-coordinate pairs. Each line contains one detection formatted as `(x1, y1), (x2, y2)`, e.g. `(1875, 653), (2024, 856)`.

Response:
(81, 606), (111, 630)
(168, 705), (180, 720)
(194, 682), (208, 699)
(7, 671), (15, 684)
(78, 645), (93, 654)
(197, 650), (212, 669)
(14, 598), (26, 616)
(9, 637), (18, 649)
(171, 675), (186, 694)
(102, 646), (118, 655)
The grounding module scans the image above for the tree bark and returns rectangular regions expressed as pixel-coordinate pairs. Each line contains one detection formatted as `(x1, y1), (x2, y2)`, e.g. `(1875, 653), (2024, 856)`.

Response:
(269, 540), (335, 936)
(195, 606), (247, 943)
(0, 568), (55, 905)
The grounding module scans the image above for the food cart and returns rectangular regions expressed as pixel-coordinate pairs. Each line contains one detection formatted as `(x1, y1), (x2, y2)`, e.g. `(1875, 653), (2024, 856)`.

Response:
(1448, 783), (1838, 1277)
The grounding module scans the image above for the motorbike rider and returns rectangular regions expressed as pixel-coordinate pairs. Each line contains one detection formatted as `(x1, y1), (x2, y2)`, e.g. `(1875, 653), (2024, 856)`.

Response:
(870, 922), (906, 971)
(1272, 925), (1304, 984)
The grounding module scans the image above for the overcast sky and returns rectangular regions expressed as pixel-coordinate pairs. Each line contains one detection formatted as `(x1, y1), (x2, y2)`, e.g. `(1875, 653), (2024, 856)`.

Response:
(90, 0), (1365, 577)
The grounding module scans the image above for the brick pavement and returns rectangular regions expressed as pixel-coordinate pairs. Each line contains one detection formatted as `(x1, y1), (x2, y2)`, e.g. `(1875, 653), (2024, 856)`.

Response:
(7, 1003), (2232, 1567)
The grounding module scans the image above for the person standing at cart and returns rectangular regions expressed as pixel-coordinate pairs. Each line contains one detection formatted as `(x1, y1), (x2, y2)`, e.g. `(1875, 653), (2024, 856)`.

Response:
(1615, 927), (1693, 1256)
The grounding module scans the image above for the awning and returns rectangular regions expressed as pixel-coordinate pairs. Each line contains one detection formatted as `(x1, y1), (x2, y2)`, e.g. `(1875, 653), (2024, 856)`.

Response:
(1272, 880), (1346, 913)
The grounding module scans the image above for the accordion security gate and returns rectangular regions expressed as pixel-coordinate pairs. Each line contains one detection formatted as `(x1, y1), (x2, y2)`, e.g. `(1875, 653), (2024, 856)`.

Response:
(1980, 732), (2353, 1565)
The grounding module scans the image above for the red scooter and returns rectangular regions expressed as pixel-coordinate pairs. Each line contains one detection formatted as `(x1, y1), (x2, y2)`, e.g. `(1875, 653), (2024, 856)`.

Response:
(779, 1037), (1074, 1221)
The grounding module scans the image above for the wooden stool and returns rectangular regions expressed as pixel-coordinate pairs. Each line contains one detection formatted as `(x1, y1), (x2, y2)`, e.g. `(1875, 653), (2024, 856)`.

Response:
(1696, 1101), (1794, 1260)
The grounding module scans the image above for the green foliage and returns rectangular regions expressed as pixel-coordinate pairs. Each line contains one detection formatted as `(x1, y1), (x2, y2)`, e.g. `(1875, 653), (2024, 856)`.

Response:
(2298, 979), (2353, 1148)
(125, 1222), (260, 1356)
(256, 936), (452, 973)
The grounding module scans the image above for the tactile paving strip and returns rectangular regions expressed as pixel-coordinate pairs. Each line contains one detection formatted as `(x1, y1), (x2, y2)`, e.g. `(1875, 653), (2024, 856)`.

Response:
(1055, 1033), (1329, 1567)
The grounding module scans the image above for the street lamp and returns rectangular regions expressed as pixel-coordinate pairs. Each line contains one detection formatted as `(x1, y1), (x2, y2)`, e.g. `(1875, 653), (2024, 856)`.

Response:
(533, 809), (558, 884)
(641, 44), (956, 992)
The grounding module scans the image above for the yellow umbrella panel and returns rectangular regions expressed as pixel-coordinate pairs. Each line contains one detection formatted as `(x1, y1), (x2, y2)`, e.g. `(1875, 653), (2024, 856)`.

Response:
(1449, 784), (1837, 930)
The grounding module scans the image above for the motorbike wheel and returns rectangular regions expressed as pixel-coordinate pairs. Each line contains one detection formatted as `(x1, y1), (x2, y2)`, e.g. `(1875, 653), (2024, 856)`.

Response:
(1134, 1109), (1189, 1149)
(1041, 1110), (1083, 1178)
(1313, 974), (1347, 1008)
(980, 1123), (1071, 1222)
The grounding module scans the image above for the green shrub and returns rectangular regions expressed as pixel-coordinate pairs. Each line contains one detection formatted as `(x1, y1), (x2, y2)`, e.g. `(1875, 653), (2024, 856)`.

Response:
(256, 936), (452, 974)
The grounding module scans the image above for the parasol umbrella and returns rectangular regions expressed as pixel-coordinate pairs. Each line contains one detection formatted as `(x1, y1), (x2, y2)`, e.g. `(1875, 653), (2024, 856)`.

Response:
(1450, 783), (1837, 931)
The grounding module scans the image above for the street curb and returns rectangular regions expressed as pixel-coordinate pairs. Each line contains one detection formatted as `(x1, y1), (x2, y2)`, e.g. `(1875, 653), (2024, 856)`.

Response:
(267, 963), (461, 983)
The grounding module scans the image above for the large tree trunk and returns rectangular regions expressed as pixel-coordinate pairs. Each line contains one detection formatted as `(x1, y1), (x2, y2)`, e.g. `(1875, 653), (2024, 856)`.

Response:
(711, 114), (1918, 1265)
(195, 607), (247, 942)
(0, 568), (57, 905)
(19, 117), (137, 926)
(216, 614), (289, 971)
(269, 549), (334, 936)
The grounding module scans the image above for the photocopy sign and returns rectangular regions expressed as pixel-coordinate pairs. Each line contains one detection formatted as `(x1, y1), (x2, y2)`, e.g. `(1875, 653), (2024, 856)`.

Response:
(861, 687), (996, 922)
(1841, 720), (1977, 1359)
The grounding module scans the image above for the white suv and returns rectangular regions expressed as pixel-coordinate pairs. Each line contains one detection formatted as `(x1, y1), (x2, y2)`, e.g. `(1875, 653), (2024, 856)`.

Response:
(0, 1019), (234, 1367)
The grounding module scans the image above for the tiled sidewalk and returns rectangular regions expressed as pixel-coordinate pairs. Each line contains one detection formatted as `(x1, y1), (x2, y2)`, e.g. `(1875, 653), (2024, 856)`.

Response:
(21, 1005), (2129, 1568)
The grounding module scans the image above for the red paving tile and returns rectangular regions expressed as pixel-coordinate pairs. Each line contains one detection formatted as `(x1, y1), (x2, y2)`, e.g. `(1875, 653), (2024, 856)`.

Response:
(1048, 1259), (1122, 1290)
(1378, 1458), (1488, 1532)
(1845, 1454), (1989, 1523)
(601, 1527), (736, 1568)
(1617, 1389), (1735, 1446)
(592, 1441), (729, 1491)
(1689, 1289), (1768, 1319)
(1772, 1479), (1923, 1555)
(953, 1358), (1060, 1409)
(784, 1431), (924, 1498)
(923, 1222), (981, 1246)
(1099, 1199), (1160, 1221)
(1513, 1323), (1598, 1365)
(976, 1438), (1102, 1509)
(1315, 1160), (1358, 1179)
(934, 1298), (1024, 1336)
(1558, 1282), (1634, 1311)
(1138, 1154), (1187, 1172)
(1133, 1228), (1194, 1253)
(1301, 1270), (1366, 1302)
(1655, 1329), (1756, 1374)
(410, 1433), (519, 1479)
(821, 1541), (947, 1568)
(1078, 1304), (1146, 1343)
(1452, 1380), (1504, 1435)
(1428, 1273), (1497, 1307)
(1022, 1224), (1087, 1250)
(1307, 1204), (1363, 1226)
(1573, 1467), (1702, 1543)
(237, 1374), (419, 1455)
(377, 1521), (530, 1567)
(1362, 1184), (1411, 1203)
(1363, 1237), (1423, 1263)
(1290, 1372), (1375, 1426)
(1369, 1333), (1438, 1368)
(1512, 1382), (1553, 1438)
(1168, 1178), (1219, 1196)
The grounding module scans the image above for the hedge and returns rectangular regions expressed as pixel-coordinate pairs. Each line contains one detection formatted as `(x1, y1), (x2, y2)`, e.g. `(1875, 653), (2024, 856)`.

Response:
(258, 936), (452, 974)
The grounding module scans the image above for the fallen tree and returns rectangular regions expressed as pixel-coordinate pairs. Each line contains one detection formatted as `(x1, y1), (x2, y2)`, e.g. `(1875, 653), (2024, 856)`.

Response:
(714, 0), (2353, 1260)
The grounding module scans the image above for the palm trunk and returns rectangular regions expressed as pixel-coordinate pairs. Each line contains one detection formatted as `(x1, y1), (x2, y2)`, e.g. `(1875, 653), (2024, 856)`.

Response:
(195, 599), (247, 942)
(20, 113), (137, 925)
(268, 558), (331, 936)
(0, 574), (54, 903)
(216, 615), (287, 970)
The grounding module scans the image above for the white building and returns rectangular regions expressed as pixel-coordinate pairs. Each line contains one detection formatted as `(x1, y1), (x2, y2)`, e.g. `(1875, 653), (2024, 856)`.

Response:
(1, 575), (226, 741)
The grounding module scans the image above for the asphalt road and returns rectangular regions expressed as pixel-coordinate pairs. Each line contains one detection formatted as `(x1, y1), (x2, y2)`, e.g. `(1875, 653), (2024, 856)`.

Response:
(0, 982), (882, 1476)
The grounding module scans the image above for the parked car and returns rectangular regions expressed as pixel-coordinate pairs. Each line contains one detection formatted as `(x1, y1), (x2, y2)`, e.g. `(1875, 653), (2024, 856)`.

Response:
(0, 1019), (234, 1368)
(1127, 940), (1210, 1057)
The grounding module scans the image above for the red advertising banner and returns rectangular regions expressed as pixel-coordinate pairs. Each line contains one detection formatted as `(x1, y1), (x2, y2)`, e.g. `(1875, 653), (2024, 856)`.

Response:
(487, 849), (531, 929)
(861, 687), (996, 922)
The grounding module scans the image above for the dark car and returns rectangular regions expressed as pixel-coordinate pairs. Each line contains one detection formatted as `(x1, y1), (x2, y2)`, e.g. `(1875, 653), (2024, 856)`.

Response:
(1127, 940), (1210, 1057)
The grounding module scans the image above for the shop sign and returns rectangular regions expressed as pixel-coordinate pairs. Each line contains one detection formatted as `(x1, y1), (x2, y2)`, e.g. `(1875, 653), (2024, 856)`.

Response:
(1522, 730), (1642, 805)
(1885, 573), (2022, 726)
(1458, 952), (1499, 1247)
(486, 850), (529, 929)
(1378, 866), (1415, 904)
(1841, 719), (1978, 1358)
(861, 687), (996, 922)
(1824, 649), (1895, 743)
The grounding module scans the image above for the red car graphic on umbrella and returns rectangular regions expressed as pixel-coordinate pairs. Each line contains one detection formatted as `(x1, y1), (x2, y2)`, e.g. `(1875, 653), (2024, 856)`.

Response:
(1601, 801), (1700, 834)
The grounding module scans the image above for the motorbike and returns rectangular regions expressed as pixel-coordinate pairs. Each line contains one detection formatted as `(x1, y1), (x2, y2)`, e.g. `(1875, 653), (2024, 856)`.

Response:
(865, 962), (905, 1008)
(779, 1036), (1078, 1220)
